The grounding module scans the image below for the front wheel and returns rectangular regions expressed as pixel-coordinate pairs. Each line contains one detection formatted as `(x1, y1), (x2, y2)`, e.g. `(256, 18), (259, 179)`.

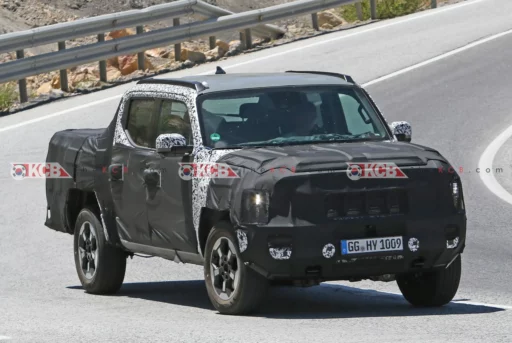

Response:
(396, 254), (461, 307)
(204, 221), (269, 315)
(73, 208), (127, 294)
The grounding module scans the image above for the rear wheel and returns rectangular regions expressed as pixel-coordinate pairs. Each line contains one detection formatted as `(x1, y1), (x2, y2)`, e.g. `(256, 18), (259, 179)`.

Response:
(73, 208), (127, 294)
(396, 254), (461, 307)
(204, 221), (269, 315)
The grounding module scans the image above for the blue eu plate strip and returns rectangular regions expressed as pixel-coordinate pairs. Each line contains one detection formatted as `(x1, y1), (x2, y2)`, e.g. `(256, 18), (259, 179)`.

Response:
(341, 240), (348, 255)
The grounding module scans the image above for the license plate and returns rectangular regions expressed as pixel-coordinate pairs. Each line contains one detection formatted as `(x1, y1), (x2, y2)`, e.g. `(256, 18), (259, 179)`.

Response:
(341, 236), (403, 255)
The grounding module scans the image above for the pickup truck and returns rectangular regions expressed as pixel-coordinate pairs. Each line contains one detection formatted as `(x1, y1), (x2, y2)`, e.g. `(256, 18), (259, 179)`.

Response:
(44, 69), (467, 315)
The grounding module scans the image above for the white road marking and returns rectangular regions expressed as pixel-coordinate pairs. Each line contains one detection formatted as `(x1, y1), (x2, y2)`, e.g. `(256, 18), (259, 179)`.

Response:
(363, 27), (512, 87)
(0, 94), (121, 133)
(0, 0), (486, 133)
(322, 283), (512, 310)
(0, 336), (11, 340)
(478, 125), (512, 206)
(201, 0), (486, 75)
(452, 300), (512, 310)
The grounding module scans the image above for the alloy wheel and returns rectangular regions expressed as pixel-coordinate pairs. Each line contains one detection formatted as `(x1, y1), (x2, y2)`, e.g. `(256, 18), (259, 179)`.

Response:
(210, 237), (240, 300)
(77, 221), (98, 280)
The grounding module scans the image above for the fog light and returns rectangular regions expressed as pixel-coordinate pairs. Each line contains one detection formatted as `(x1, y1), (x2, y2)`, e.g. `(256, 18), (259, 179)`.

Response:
(269, 247), (292, 260)
(447, 236), (459, 249)
(322, 243), (336, 258)
(408, 237), (420, 252)
(236, 229), (248, 253)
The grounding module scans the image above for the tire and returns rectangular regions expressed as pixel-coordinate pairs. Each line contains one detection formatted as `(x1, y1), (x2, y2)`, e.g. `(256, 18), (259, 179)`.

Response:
(396, 254), (461, 307)
(73, 207), (127, 294)
(204, 221), (269, 315)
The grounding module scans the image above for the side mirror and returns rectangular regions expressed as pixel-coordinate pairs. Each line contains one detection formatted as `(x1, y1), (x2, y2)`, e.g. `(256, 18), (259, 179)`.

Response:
(390, 121), (412, 142)
(156, 133), (191, 154)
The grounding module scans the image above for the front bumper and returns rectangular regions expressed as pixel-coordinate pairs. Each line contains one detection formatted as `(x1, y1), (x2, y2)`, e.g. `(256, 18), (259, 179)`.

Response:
(236, 215), (466, 281)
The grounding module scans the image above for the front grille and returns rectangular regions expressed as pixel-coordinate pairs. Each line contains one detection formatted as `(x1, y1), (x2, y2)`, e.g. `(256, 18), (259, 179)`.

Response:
(326, 189), (408, 219)
(288, 188), (409, 224)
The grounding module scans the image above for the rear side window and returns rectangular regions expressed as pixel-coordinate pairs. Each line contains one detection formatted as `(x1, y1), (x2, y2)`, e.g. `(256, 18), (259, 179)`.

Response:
(126, 99), (156, 148)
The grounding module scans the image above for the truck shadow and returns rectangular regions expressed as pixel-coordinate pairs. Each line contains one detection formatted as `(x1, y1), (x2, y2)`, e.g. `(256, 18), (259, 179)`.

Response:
(67, 281), (505, 319)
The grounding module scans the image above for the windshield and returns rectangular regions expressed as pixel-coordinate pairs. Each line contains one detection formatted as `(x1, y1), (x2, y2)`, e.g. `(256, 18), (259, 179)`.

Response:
(196, 85), (391, 148)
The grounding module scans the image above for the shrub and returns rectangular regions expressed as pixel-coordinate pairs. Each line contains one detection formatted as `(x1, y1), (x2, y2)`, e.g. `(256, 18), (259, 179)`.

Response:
(0, 82), (18, 111)
(340, 0), (429, 22)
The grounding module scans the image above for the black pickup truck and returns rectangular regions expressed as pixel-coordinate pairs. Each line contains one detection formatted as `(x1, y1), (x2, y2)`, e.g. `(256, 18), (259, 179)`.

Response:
(44, 70), (466, 315)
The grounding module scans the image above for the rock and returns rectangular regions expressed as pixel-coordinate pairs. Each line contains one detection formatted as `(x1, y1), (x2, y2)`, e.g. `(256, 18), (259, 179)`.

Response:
(130, 0), (144, 9)
(36, 82), (52, 95)
(183, 60), (195, 68)
(145, 48), (166, 58)
(118, 55), (154, 75)
(107, 67), (122, 80)
(161, 50), (174, 59)
(321, 23), (334, 30)
(318, 11), (344, 28)
(118, 55), (136, 75)
(50, 76), (60, 89)
(182, 41), (207, 52)
(204, 46), (227, 60)
(228, 40), (243, 54)
(70, 68), (100, 88)
(49, 89), (65, 98)
(107, 28), (136, 40)
(215, 39), (229, 52)
(68, 3), (81, 9)
(107, 56), (119, 69)
(180, 49), (206, 63)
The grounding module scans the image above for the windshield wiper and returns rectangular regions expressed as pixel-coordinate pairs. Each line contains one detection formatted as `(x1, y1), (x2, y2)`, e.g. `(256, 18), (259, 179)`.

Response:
(219, 132), (386, 149)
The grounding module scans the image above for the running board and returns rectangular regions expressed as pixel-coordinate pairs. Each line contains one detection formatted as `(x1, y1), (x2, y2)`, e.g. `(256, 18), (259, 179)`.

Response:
(120, 239), (204, 266)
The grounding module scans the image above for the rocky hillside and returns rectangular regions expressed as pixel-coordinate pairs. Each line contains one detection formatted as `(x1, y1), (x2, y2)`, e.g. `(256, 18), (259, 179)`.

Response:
(0, 0), (301, 37)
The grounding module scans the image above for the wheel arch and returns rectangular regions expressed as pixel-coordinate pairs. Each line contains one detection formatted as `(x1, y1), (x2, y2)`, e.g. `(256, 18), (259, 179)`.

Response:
(66, 189), (100, 234)
(198, 208), (231, 256)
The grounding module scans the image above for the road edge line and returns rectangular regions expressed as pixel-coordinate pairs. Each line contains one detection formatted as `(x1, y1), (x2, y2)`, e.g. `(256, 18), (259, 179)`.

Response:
(478, 125), (512, 206)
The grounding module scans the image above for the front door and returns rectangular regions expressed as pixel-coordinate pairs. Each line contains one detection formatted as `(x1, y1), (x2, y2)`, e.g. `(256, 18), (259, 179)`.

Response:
(110, 98), (159, 246)
(144, 98), (197, 253)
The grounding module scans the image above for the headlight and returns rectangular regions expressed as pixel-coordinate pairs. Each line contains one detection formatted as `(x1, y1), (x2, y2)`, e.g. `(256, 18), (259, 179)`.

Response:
(241, 189), (270, 225)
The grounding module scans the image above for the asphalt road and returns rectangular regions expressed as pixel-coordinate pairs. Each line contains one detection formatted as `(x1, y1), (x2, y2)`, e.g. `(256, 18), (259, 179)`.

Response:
(2, 0), (512, 341)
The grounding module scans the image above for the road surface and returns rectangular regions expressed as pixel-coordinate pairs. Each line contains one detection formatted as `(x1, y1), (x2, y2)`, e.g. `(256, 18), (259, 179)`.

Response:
(1, 0), (512, 341)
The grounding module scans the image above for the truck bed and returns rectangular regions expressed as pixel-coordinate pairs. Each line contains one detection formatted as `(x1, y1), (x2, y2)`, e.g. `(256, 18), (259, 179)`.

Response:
(44, 128), (108, 234)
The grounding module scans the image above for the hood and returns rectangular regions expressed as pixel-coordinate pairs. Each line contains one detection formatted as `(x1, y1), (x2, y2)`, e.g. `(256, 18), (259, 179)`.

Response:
(218, 141), (447, 174)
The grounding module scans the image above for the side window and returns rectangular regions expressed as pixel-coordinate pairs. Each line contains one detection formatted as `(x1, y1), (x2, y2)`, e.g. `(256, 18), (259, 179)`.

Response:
(126, 99), (156, 148)
(157, 100), (193, 145)
(339, 94), (374, 135)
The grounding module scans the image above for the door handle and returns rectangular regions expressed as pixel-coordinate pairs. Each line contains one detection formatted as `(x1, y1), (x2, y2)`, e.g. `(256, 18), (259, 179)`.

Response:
(109, 164), (125, 181)
(143, 168), (160, 187)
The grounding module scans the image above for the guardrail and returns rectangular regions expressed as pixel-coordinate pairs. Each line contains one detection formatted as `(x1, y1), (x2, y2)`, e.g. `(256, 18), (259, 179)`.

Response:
(0, 0), (439, 104)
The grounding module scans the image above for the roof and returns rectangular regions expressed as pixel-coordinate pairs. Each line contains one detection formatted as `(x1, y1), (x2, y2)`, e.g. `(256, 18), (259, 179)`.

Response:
(137, 71), (355, 94)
